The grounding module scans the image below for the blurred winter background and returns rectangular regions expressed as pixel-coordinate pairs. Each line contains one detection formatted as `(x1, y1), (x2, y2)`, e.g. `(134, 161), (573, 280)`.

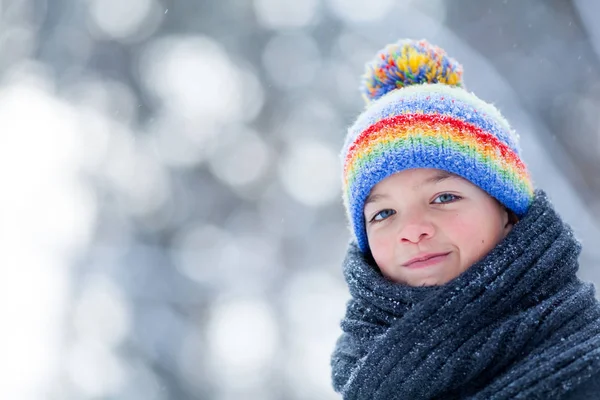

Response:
(4, 0), (600, 398)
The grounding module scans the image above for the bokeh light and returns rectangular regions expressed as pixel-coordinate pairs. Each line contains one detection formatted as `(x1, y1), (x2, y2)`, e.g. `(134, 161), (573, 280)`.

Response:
(278, 138), (340, 207)
(208, 126), (272, 187)
(253, 0), (320, 29)
(326, 0), (396, 23)
(139, 35), (263, 121)
(86, 0), (164, 42)
(205, 297), (279, 384)
(66, 339), (128, 398)
(262, 32), (321, 90)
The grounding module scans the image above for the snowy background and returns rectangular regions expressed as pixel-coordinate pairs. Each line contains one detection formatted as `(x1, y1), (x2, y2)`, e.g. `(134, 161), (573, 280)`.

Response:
(3, 0), (600, 399)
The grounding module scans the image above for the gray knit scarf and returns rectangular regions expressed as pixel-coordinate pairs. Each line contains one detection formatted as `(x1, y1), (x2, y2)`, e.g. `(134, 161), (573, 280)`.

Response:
(331, 191), (600, 400)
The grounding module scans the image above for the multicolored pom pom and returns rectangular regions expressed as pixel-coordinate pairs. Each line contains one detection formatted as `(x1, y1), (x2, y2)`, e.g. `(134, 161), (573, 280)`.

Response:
(360, 39), (464, 103)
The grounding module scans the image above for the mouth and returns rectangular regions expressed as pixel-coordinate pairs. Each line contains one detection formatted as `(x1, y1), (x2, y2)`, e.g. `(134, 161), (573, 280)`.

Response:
(402, 252), (451, 269)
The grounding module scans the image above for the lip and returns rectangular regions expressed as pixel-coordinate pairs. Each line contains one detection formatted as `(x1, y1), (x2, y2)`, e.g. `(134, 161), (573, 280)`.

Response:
(402, 252), (451, 269)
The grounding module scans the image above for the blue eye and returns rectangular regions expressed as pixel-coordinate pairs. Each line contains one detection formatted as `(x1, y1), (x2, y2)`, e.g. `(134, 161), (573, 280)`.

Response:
(372, 209), (396, 222)
(432, 193), (460, 204)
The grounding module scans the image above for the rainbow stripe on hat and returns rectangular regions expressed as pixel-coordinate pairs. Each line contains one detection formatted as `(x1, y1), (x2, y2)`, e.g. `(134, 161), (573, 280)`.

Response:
(342, 83), (534, 254)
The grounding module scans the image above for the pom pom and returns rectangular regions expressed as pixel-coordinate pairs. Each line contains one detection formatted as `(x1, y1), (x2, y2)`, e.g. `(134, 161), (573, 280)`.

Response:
(360, 39), (464, 103)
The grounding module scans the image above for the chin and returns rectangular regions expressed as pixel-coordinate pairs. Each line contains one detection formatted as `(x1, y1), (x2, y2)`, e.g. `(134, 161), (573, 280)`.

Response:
(384, 271), (445, 286)
(415, 279), (443, 287)
(412, 274), (454, 287)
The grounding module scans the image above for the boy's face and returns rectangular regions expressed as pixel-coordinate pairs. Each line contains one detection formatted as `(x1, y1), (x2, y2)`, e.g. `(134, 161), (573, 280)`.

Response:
(363, 168), (513, 286)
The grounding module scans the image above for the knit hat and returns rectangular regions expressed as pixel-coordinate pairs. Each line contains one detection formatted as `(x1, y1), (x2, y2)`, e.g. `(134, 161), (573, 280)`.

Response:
(341, 39), (535, 254)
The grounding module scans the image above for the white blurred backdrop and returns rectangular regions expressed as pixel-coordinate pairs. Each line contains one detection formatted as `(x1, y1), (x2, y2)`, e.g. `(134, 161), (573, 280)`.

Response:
(2, 0), (600, 399)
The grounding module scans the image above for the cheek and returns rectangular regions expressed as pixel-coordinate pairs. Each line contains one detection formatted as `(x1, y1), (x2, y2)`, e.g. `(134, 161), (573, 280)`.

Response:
(443, 213), (476, 241)
(368, 230), (396, 264)
(446, 211), (502, 261)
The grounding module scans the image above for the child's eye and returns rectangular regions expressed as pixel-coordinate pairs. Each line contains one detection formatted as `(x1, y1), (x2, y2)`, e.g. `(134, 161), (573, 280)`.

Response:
(432, 193), (461, 204)
(371, 209), (396, 222)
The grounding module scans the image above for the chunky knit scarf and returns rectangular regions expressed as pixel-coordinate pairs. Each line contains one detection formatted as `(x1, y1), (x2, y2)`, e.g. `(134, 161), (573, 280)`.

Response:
(331, 191), (600, 400)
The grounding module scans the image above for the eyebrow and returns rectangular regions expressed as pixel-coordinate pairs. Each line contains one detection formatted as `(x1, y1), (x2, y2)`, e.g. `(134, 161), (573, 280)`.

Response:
(365, 193), (388, 205)
(364, 171), (458, 205)
(424, 171), (455, 185)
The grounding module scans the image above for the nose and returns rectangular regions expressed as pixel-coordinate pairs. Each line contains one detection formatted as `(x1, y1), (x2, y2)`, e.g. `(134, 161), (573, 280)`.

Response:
(398, 213), (435, 244)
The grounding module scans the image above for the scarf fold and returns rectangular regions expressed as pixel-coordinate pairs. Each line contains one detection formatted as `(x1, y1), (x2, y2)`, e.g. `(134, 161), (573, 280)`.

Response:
(331, 191), (600, 400)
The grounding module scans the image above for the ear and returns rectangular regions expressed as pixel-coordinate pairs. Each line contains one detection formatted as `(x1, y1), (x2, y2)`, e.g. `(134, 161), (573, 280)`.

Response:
(507, 209), (519, 226)
(503, 207), (518, 233)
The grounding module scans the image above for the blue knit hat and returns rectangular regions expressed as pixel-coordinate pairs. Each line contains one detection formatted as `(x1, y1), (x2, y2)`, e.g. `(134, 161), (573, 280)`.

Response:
(341, 39), (534, 253)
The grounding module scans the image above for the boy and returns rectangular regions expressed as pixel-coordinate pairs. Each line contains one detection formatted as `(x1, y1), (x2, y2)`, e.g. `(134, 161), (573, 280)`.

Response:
(331, 39), (600, 399)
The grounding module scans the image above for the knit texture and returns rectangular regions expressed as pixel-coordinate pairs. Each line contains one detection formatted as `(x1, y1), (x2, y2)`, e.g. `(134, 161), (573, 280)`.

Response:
(331, 191), (600, 399)
(341, 39), (534, 253)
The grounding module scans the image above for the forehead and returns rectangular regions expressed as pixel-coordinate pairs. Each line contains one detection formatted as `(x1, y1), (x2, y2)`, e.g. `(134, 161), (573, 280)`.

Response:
(373, 169), (460, 192)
